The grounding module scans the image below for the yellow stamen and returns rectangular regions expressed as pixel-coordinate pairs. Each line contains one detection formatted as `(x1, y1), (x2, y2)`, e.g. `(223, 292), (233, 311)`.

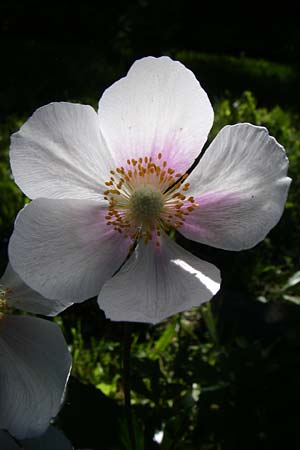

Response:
(102, 151), (198, 242)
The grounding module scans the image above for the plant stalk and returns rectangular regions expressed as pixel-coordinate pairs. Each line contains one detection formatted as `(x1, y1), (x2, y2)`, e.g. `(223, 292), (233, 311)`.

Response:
(123, 322), (136, 450)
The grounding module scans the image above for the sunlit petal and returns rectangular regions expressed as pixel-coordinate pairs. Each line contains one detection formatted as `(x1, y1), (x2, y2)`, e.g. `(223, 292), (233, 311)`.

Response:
(10, 102), (111, 200)
(98, 235), (220, 324)
(98, 56), (213, 174)
(9, 198), (130, 301)
(181, 123), (291, 250)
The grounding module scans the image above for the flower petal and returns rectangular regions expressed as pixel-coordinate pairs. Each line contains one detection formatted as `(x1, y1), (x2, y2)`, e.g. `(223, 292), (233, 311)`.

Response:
(98, 236), (220, 324)
(0, 264), (73, 316)
(9, 199), (130, 301)
(0, 431), (19, 450)
(10, 102), (111, 200)
(181, 123), (291, 250)
(0, 315), (71, 439)
(98, 56), (213, 174)
(22, 426), (73, 450)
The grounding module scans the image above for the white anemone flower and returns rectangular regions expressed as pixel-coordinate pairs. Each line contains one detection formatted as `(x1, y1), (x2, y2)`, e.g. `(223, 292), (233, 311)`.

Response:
(0, 267), (72, 440)
(8, 56), (291, 324)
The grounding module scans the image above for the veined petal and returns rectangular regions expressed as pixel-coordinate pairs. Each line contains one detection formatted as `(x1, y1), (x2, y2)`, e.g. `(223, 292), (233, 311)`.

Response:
(98, 236), (220, 324)
(10, 102), (111, 200)
(0, 316), (71, 439)
(9, 199), (130, 301)
(181, 123), (291, 250)
(98, 56), (213, 174)
(0, 264), (73, 316)
(22, 426), (73, 450)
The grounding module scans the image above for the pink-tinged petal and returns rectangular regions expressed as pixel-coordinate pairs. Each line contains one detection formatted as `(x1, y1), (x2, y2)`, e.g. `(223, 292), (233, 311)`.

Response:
(98, 56), (213, 174)
(22, 426), (73, 450)
(0, 316), (71, 439)
(10, 102), (111, 200)
(0, 264), (73, 316)
(9, 199), (130, 301)
(98, 236), (220, 324)
(181, 123), (291, 250)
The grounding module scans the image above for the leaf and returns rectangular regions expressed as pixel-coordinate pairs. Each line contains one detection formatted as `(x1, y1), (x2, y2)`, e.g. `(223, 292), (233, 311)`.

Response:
(201, 303), (218, 344)
(149, 320), (176, 360)
(283, 294), (300, 305)
(282, 270), (300, 291)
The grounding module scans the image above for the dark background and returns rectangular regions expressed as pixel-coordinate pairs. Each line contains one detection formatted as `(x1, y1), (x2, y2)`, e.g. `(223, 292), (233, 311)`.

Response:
(0, 1), (300, 119)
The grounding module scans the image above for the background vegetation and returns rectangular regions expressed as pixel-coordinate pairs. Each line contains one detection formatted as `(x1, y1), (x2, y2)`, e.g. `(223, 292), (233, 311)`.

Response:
(0, 3), (299, 449)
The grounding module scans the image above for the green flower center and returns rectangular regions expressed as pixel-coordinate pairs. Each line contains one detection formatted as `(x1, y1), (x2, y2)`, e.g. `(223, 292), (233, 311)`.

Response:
(129, 185), (164, 226)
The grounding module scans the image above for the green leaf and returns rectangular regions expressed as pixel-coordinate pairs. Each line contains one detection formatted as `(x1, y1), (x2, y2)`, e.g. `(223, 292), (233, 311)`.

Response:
(149, 320), (177, 360)
(282, 271), (300, 291)
(283, 294), (300, 305)
(200, 303), (218, 344)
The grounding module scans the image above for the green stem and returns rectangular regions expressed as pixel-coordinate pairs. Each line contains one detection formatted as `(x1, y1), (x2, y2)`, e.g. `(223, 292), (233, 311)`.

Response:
(123, 323), (136, 450)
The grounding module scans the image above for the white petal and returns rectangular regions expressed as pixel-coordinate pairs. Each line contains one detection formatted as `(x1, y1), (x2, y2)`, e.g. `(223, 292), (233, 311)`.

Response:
(181, 123), (291, 250)
(0, 316), (71, 439)
(98, 56), (213, 174)
(0, 431), (20, 450)
(10, 102), (111, 200)
(0, 264), (73, 316)
(98, 236), (221, 324)
(9, 198), (130, 301)
(22, 426), (73, 450)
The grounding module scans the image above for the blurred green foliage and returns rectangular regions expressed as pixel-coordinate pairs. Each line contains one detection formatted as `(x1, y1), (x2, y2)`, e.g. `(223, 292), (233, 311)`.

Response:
(212, 92), (300, 307)
(0, 116), (25, 272)
(176, 51), (298, 109)
(1, 77), (300, 449)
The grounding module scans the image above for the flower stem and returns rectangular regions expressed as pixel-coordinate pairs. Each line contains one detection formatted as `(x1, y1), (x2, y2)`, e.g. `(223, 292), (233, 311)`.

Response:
(123, 322), (136, 450)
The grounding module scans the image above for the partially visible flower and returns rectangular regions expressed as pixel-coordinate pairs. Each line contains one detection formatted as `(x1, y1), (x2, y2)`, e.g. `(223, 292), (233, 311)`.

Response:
(0, 268), (72, 440)
(8, 56), (291, 324)
(1, 263), (73, 316)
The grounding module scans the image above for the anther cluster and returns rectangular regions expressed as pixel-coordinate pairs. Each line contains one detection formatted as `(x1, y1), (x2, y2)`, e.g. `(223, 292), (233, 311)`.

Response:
(103, 152), (198, 246)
